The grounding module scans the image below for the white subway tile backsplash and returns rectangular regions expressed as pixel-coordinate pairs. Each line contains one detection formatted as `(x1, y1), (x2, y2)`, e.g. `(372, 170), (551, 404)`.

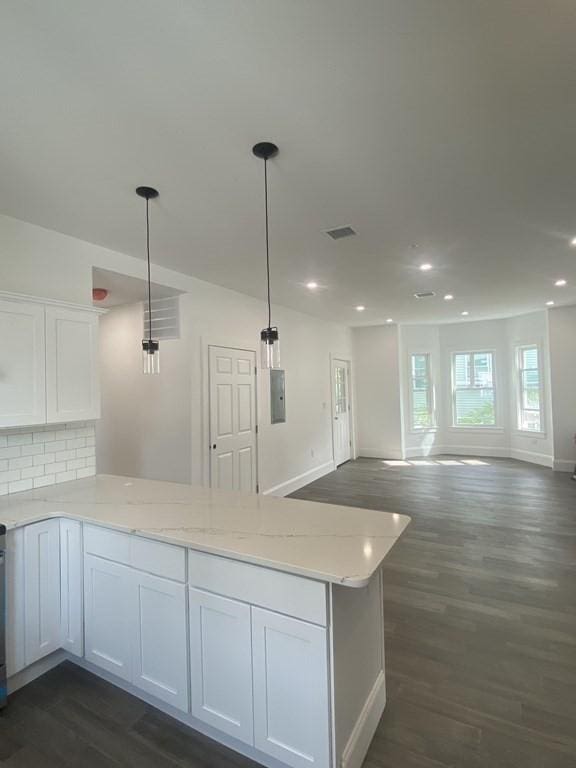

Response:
(8, 479), (33, 494)
(21, 465), (46, 480)
(43, 461), (67, 475)
(66, 438), (86, 450)
(0, 446), (22, 460)
(66, 458), (86, 471)
(44, 440), (67, 453)
(34, 452), (55, 466)
(55, 449), (76, 462)
(76, 446), (96, 459)
(0, 422), (96, 497)
(76, 467), (96, 479)
(56, 470), (76, 483)
(34, 474), (56, 488)
(33, 430), (55, 443)
(8, 456), (33, 470)
(21, 443), (45, 457)
(7, 433), (33, 446)
(0, 470), (22, 484)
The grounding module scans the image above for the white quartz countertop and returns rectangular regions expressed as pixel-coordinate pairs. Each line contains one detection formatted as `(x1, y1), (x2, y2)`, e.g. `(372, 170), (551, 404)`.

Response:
(0, 474), (410, 587)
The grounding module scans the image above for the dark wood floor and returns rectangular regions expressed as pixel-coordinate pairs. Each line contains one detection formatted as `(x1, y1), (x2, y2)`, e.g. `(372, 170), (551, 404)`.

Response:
(1, 457), (575, 767)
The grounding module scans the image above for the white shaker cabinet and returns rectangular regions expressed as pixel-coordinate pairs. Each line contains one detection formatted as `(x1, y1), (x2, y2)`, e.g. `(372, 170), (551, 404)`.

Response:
(45, 306), (100, 423)
(23, 519), (61, 666)
(252, 608), (330, 768)
(189, 588), (254, 744)
(0, 299), (46, 427)
(133, 571), (188, 711)
(84, 554), (133, 683)
(59, 519), (83, 657)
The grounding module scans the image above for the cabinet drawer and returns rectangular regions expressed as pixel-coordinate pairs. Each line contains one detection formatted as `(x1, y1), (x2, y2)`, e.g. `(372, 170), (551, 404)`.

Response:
(84, 525), (186, 582)
(187, 550), (327, 626)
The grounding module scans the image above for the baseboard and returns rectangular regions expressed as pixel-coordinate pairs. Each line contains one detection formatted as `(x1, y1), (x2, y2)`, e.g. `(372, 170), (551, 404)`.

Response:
(510, 448), (554, 468)
(553, 459), (576, 473)
(341, 670), (386, 768)
(7, 649), (68, 694)
(262, 460), (336, 497)
(357, 449), (403, 460)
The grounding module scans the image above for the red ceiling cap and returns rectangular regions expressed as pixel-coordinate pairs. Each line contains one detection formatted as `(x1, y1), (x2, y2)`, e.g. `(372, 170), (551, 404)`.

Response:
(92, 288), (108, 302)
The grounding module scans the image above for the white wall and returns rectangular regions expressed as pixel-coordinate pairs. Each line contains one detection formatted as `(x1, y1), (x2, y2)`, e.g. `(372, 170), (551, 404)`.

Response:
(97, 287), (353, 494)
(548, 305), (576, 471)
(352, 326), (403, 459)
(1, 213), (353, 494)
(506, 311), (554, 465)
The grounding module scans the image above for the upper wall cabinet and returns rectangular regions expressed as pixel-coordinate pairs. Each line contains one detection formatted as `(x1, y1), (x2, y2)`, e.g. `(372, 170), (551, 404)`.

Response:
(46, 306), (100, 423)
(0, 295), (101, 428)
(0, 299), (46, 427)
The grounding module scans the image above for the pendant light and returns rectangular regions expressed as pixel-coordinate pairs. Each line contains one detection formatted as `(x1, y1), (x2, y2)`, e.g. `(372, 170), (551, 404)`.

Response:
(136, 185), (160, 375)
(252, 141), (281, 369)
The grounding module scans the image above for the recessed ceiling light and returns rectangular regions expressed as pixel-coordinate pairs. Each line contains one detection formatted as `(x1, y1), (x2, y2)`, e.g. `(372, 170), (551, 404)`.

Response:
(355, 305), (366, 312)
(386, 318), (393, 323)
(444, 294), (454, 301)
(461, 311), (469, 316)
(306, 281), (318, 290)
(571, 237), (576, 247)
(546, 300), (555, 306)
(419, 263), (433, 271)
(555, 279), (567, 287)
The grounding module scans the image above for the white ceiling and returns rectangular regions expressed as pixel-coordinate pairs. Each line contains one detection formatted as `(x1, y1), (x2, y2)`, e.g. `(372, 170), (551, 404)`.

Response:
(2, 0), (576, 325)
(92, 268), (183, 308)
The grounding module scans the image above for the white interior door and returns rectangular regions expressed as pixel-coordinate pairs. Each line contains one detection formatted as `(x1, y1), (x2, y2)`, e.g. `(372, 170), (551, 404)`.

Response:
(209, 346), (257, 492)
(332, 359), (352, 466)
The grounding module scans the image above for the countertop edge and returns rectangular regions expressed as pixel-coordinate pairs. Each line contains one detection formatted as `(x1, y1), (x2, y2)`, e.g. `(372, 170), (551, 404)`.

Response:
(1, 508), (407, 588)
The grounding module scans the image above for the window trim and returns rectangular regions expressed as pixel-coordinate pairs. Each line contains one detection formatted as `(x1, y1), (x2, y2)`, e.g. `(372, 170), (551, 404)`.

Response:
(515, 342), (546, 436)
(450, 349), (499, 429)
(408, 352), (436, 432)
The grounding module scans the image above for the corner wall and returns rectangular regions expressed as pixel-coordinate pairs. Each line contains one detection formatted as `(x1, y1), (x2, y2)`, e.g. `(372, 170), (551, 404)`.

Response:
(548, 305), (576, 471)
(351, 326), (403, 459)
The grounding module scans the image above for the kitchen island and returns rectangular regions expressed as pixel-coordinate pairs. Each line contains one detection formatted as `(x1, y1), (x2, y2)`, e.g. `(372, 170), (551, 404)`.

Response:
(1, 474), (410, 768)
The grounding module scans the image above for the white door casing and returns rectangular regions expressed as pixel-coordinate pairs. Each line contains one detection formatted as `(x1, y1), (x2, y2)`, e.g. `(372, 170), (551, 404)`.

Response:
(332, 359), (352, 466)
(209, 346), (257, 492)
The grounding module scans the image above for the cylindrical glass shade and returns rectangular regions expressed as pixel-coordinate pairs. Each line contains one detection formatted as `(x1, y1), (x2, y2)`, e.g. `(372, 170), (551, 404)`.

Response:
(260, 327), (280, 369)
(142, 339), (160, 375)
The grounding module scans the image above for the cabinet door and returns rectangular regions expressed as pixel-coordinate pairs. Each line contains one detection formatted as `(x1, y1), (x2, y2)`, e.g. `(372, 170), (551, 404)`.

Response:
(252, 608), (330, 768)
(60, 519), (83, 657)
(84, 554), (132, 682)
(133, 572), (189, 712)
(6, 529), (25, 677)
(45, 306), (100, 423)
(189, 588), (253, 744)
(24, 520), (61, 666)
(0, 299), (46, 427)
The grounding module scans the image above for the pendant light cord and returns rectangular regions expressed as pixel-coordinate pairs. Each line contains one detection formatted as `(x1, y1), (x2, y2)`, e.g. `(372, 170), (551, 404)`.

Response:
(264, 157), (272, 329)
(146, 196), (153, 343)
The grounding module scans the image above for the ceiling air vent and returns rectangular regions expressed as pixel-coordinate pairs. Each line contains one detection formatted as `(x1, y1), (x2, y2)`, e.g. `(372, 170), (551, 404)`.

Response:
(325, 226), (356, 240)
(414, 291), (436, 299)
